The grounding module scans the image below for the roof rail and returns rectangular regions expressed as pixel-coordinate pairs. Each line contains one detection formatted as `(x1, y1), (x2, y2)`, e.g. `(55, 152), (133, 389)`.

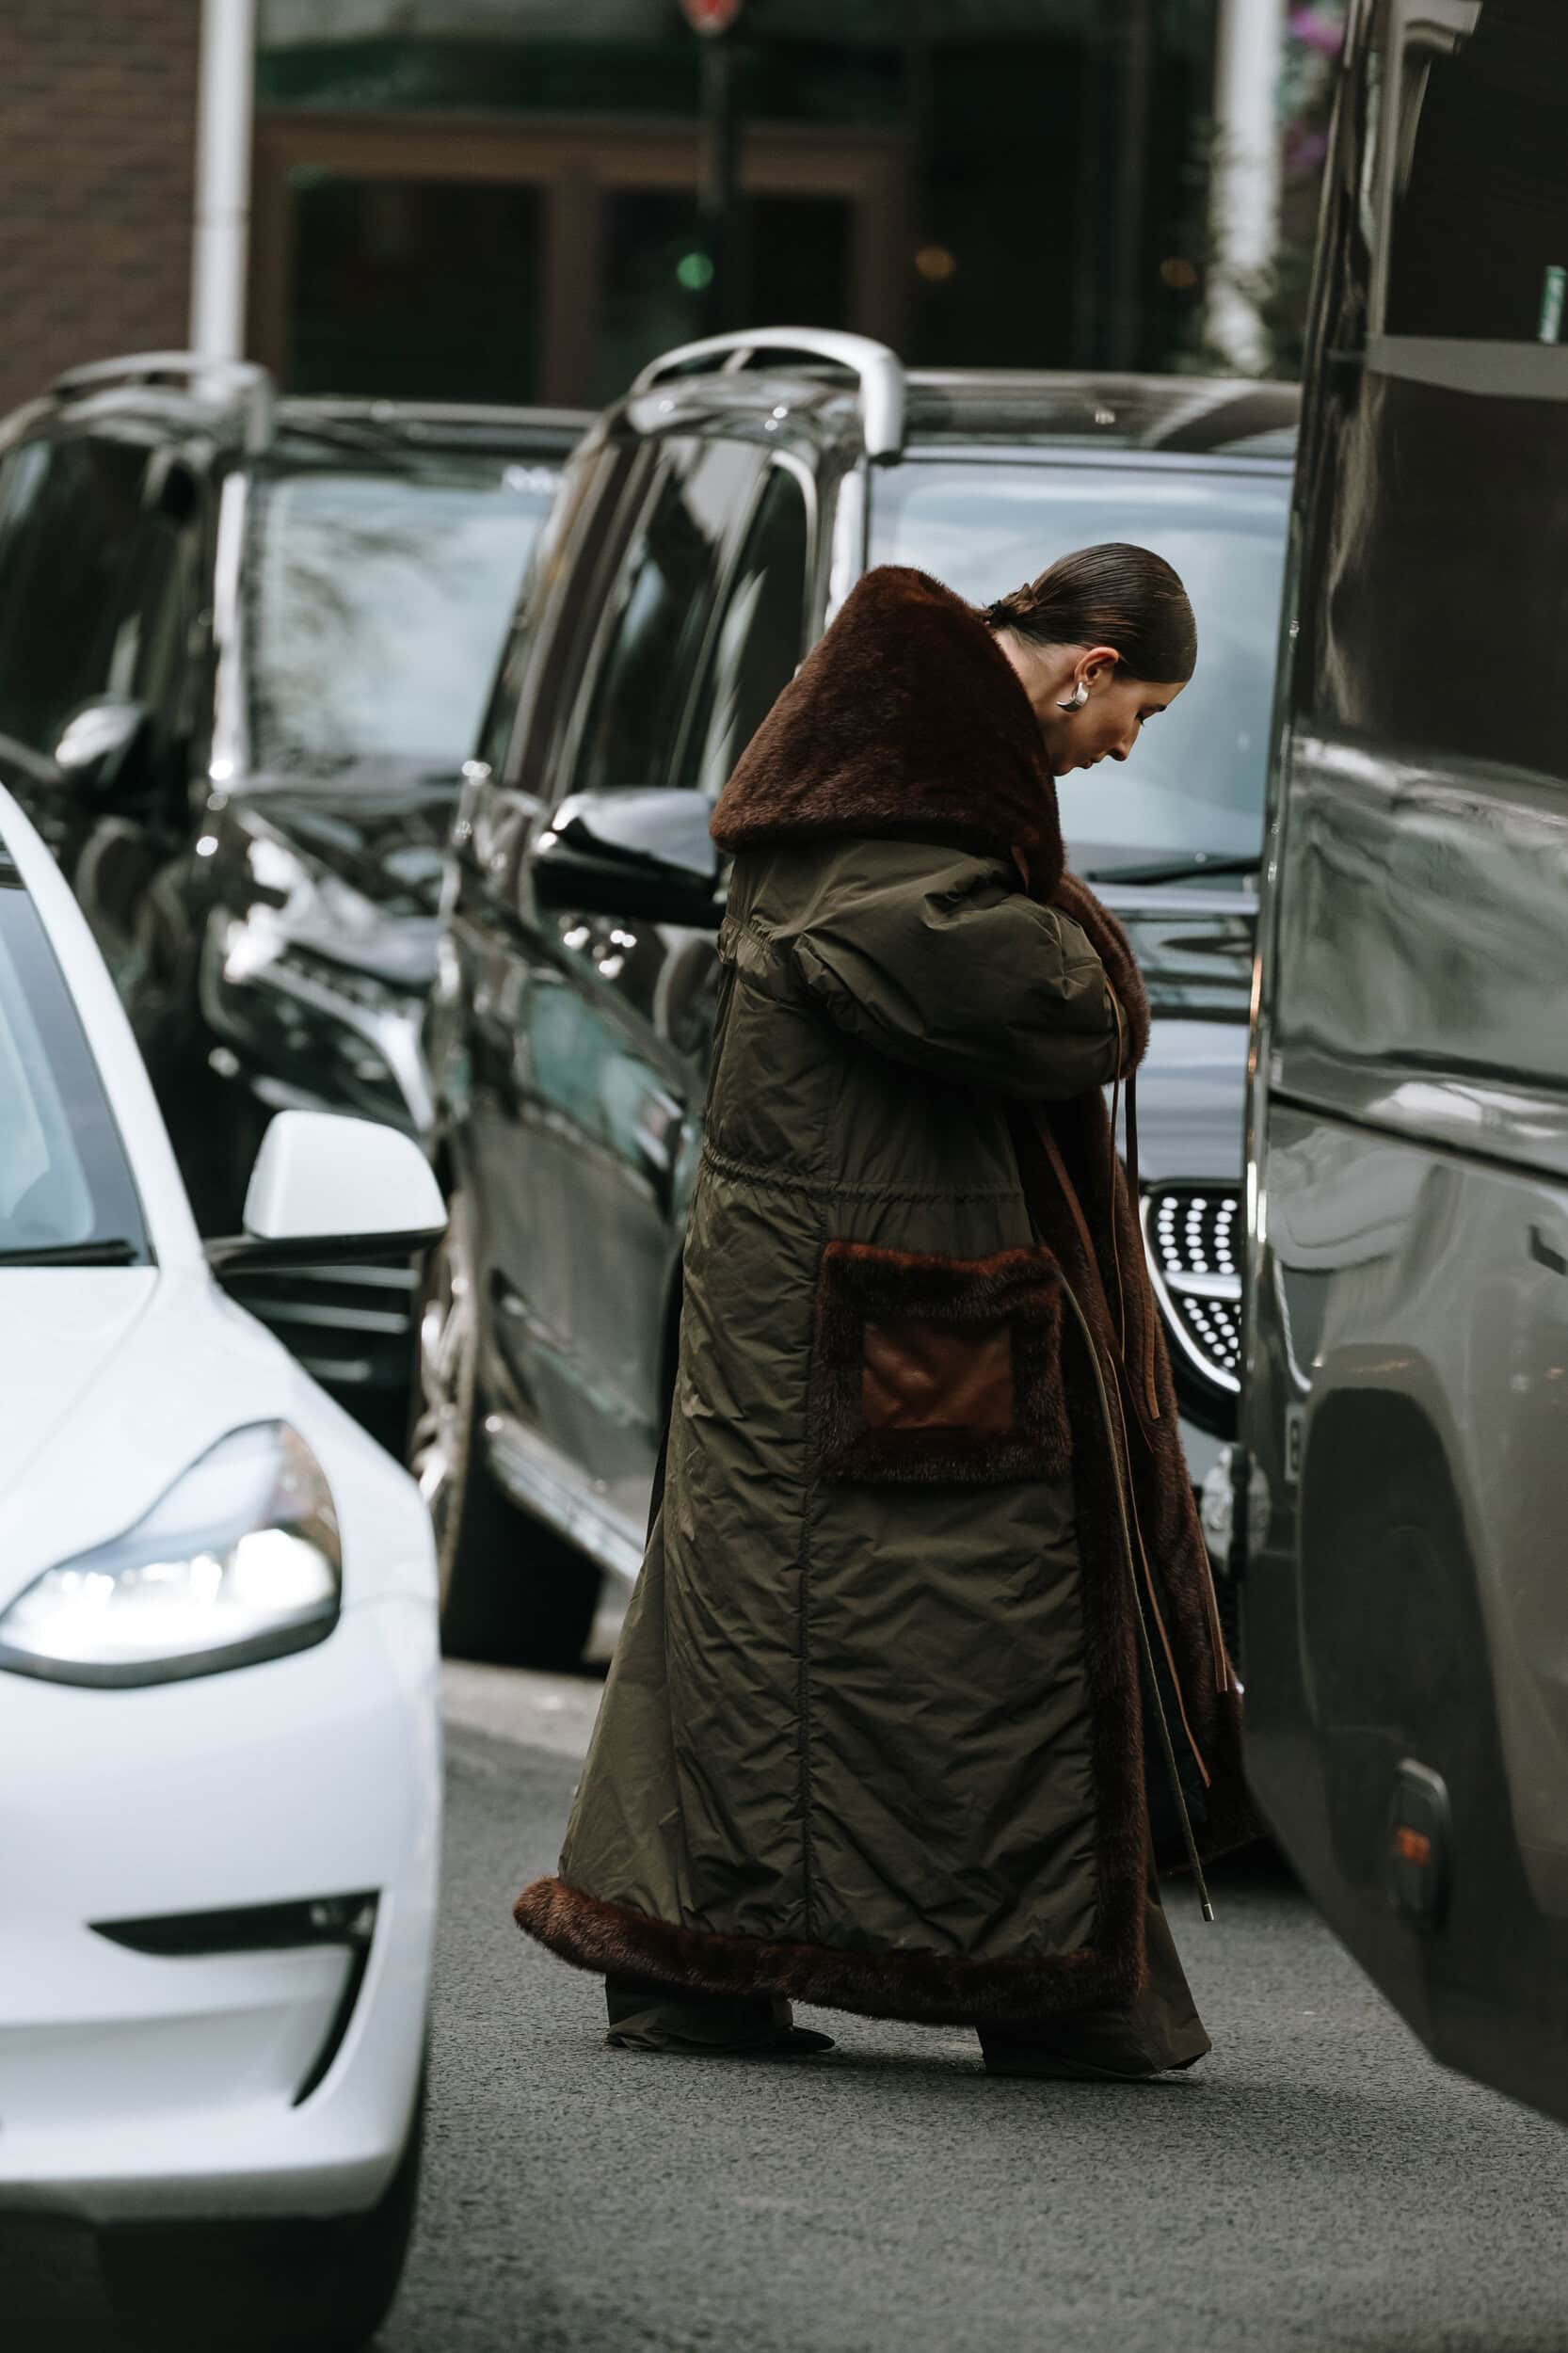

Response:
(279, 396), (594, 438)
(632, 328), (905, 462)
(49, 352), (276, 453)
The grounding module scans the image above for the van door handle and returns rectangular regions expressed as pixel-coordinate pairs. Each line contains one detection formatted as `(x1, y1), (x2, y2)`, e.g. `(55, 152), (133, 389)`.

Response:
(1529, 1225), (1568, 1277)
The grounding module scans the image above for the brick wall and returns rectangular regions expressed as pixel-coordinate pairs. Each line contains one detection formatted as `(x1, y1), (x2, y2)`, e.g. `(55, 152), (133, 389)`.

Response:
(0, 1), (201, 415)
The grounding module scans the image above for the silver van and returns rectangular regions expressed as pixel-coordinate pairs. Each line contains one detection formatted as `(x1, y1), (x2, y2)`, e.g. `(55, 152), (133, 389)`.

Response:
(1232, 0), (1568, 2124)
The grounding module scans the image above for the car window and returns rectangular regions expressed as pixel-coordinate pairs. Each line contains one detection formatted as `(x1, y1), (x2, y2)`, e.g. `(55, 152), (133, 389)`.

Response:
(245, 451), (557, 779)
(474, 439), (628, 791)
(680, 464), (809, 803)
(105, 472), (208, 776)
(0, 856), (149, 1258)
(1384, 1), (1568, 344)
(0, 435), (152, 759)
(566, 438), (761, 801)
(868, 457), (1289, 878)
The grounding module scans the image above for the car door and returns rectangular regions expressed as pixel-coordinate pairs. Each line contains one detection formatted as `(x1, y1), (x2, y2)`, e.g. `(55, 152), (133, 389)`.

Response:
(0, 429), (153, 863)
(73, 456), (214, 990)
(444, 425), (643, 1406)
(0, 425), (221, 1160)
(491, 444), (815, 1555)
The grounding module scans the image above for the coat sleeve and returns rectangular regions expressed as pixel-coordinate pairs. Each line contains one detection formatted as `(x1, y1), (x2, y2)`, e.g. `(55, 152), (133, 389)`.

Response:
(788, 842), (1123, 1100)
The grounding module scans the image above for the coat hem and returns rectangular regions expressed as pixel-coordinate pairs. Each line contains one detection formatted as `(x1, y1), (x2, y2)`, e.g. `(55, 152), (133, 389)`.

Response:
(514, 1877), (1144, 2029)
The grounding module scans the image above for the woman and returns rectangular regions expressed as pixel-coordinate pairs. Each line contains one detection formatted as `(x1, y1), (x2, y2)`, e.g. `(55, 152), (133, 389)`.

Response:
(515, 546), (1249, 2079)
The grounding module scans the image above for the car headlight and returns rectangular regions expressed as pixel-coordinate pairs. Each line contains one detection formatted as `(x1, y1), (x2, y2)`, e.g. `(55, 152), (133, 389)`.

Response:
(0, 1423), (342, 1688)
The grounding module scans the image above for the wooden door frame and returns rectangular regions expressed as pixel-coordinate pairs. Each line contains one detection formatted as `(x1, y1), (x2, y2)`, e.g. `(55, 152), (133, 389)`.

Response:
(249, 110), (908, 405)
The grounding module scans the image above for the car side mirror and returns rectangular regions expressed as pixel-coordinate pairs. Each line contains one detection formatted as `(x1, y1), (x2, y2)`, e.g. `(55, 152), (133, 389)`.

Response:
(530, 789), (725, 929)
(204, 1111), (446, 1277)
(54, 696), (156, 805)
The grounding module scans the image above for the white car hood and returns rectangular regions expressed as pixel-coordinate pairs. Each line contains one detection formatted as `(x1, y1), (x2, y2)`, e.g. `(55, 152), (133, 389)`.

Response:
(0, 1269), (158, 1509)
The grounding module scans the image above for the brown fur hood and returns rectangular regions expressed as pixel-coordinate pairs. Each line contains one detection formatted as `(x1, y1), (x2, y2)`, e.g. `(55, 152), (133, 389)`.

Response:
(711, 565), (1066, 888)
(711, 563), (1149, 1069)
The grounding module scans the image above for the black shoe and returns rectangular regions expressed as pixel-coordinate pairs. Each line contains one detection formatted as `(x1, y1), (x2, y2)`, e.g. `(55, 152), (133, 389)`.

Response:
(980, 2037), (1205, 2082)
(773, 2025), (836, 2057)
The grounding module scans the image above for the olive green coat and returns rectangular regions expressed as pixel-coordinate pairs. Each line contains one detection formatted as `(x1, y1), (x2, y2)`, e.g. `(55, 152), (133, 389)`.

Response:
(516, 568), (1245, 2026)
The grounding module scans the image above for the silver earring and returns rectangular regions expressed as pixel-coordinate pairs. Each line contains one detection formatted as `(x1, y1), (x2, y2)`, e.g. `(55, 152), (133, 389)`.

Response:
(1058, 680), (1089, 712)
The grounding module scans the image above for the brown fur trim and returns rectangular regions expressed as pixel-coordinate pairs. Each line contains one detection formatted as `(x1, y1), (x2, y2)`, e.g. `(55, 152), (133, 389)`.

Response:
(513, 1872), (1143, 2032)
(710, 567), (1065, 896)
(812, 1241), (1070, 1485)
(1010, 1098), (1255, 1865)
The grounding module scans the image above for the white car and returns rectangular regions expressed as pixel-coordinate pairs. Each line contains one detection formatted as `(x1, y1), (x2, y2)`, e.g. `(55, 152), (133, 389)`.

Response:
(0, 784), (445, 2351)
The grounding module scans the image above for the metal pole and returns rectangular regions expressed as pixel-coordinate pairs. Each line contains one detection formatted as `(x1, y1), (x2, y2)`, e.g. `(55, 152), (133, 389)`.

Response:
(903, 0), (936, 364)
(1069, 7), (1109, 367)
(698, 32), (747, 335)
(1207, 0), (1287, 374)
(190, 0), (257, 360)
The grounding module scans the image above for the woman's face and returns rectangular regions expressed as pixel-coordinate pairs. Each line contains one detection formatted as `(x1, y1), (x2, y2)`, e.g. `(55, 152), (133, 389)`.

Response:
(996, 631), (1187, 781)
(1048, 662), (1186, 780)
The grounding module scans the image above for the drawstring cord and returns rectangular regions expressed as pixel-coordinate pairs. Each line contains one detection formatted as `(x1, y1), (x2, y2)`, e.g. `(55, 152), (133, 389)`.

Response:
(1060, 1273), (1215, 1923)
(1038, 1115), (1213, 1789)
(1107, 993), (1130, 1371)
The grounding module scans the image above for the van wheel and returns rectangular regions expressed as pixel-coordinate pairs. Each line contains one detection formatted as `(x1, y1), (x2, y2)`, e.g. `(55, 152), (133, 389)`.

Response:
(98, 2085), (423, 2353)
(409, 1193), (600, 1669)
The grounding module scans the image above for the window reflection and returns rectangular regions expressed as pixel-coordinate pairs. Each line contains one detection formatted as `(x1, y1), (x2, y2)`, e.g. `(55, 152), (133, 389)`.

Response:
(682, 466), (809, 801)
(246, 457), (558, 777)
(570, 440), (758, 799)
(0, 873), (148, 1257)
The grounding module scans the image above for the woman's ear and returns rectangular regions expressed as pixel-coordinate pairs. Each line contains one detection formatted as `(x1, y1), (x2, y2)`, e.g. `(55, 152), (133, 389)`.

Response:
(1081, 646), (1121, 691)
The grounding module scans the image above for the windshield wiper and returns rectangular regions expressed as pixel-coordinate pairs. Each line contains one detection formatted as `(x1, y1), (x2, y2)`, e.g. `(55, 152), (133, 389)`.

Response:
(0, 1238), (145, 1268)
(1083, 852), (1261, 888)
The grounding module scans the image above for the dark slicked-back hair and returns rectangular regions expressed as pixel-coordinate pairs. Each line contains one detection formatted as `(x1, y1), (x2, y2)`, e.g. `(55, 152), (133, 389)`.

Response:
(982, 542), (1196, 683)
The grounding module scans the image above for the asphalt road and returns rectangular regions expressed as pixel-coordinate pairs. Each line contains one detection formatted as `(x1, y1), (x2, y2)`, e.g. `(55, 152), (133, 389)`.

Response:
(11, 1663), (1568, 2353)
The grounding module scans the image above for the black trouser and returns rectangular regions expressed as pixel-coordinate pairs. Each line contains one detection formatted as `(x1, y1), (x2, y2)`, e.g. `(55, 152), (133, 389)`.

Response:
(604, 1974), (800, 2053)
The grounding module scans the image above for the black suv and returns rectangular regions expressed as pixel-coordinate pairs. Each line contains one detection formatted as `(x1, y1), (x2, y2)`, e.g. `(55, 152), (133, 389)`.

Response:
(419, 329), (1297, 1665)
(0, 354), (584, 1417)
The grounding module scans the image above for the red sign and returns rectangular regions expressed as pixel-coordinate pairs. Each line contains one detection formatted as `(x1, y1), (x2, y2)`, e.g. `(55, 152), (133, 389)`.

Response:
(680, 0), (744, 31)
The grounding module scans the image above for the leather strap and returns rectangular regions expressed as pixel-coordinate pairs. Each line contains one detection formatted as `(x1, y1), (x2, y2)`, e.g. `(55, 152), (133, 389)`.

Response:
(1123, 1071), (1160, 1423)
(1037, 1113), (1214, 1777)
(1020, 853), (1230, 1699)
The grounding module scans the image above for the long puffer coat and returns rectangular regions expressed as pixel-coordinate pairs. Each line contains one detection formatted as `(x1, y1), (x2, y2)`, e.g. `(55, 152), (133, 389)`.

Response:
(515, 566), (1247, 2028)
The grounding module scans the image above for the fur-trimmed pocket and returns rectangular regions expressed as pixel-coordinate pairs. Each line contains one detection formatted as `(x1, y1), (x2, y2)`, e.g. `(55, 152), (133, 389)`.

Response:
(813, 1241), (1071, 1485)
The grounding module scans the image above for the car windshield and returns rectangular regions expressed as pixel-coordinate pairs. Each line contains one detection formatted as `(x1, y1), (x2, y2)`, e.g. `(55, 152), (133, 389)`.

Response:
(245, 452), (561, 780)
(0, 854), (149, 1261)
(868, 456), (1289, 881)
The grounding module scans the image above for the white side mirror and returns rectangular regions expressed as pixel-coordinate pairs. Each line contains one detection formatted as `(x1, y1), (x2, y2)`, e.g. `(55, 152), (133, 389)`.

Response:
(242, 1111), (445, 1249)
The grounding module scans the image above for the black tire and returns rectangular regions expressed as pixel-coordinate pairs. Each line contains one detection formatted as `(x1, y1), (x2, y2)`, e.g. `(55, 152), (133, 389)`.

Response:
(409, 1193), (601, 1669)
(98, 2087), (423, 2353)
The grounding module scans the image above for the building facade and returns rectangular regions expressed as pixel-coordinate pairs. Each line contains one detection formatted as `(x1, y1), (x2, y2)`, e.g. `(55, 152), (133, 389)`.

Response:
(249, 0), (1217, 405)
(0, 2), (1338, 424)
(0, 0), (202, 414)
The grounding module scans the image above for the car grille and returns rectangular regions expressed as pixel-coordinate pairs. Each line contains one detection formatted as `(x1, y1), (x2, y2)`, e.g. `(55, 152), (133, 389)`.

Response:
(1141, 1185), (1242, 1396)
(222, 1258), (417, 1394)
